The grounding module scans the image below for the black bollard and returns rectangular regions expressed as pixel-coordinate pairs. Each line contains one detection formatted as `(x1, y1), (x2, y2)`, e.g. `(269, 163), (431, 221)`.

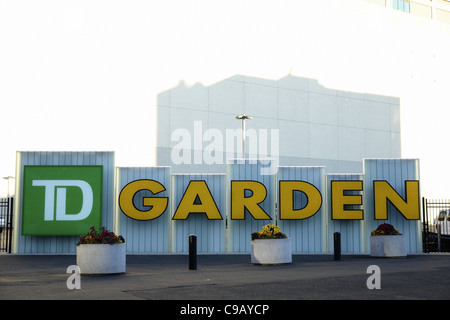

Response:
(334, 232), (341, 261)
(189, 234), (197, 270)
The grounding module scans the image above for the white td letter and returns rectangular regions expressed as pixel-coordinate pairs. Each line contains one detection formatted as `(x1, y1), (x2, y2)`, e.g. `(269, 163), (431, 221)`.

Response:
(32, 180), (94, 221)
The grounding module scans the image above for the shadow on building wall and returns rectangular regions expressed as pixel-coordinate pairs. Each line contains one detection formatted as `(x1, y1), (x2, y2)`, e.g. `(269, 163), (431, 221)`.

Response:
(156, 74), (400, 174)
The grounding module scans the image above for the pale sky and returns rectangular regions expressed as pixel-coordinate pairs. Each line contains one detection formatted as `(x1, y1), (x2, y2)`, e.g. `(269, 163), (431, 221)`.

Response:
(1, 0), (449, 199)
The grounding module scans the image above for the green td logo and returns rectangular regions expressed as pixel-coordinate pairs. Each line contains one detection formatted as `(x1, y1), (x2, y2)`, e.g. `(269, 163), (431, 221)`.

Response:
(22, 166), (103, 235)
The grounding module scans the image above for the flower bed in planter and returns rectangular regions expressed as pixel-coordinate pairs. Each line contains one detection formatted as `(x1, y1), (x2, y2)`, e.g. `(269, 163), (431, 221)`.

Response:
(76, 226), (126, 275)
(369, 223), (407, 258)
(251, 224), (292, 265)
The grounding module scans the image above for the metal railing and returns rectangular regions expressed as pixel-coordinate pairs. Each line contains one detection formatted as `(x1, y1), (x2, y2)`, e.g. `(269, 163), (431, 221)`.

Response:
(0, 197), (13, 253)
(422, 198), (450, 253)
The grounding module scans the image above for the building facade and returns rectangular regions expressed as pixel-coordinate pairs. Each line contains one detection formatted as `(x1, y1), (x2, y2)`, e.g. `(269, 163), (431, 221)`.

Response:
(13, 151), (421, 255)
(156, 74), (401, 175)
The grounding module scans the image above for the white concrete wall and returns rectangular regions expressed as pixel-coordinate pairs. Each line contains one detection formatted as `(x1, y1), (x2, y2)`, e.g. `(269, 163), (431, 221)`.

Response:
(157, 75), (401, 175)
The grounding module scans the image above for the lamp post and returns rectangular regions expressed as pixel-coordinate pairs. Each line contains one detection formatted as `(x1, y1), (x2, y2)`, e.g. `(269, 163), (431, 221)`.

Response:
(2, 176), (14, 198)
(235, 114), (252, 158)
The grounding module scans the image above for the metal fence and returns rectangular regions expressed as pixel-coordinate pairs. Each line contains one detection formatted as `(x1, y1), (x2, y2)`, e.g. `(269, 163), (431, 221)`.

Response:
(422, 198), (450, 253)
(0, 197), (13, 253)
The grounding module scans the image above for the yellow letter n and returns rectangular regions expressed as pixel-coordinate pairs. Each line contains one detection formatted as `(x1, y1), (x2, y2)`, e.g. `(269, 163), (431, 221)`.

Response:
(373, 180), (420, 220)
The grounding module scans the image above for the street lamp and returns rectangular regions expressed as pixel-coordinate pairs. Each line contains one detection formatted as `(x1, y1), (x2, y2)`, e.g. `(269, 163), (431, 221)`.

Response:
(2, 176), (14, 198)
(235, 114), (252, 158)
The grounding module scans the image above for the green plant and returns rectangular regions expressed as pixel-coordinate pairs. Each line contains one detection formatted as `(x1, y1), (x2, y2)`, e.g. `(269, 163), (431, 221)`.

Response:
(252, 224), (287, 240)
(77, 226), (125, 245)
(371, 223), (401, 236)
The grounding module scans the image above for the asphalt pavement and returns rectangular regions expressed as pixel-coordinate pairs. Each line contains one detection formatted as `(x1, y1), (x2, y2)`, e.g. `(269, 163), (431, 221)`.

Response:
(0, 253), (449, 307)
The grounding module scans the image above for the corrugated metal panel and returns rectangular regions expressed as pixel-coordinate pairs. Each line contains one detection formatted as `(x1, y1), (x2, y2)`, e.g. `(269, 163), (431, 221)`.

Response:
(171, 174), (226, 253)
(116, 167), (171, 253)
(13, 153), (423, 255)
(13, 151), (115, 254)
(326, 173), (364, 254)
(227, 159), (276, 253)
(363, 158), (421, 253)
(277, 166), (326, 253)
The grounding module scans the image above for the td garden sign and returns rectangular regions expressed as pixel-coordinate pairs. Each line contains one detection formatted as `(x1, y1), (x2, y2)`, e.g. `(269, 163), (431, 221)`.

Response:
(119, 177), (419, 221)
(14, 151), (422, 254)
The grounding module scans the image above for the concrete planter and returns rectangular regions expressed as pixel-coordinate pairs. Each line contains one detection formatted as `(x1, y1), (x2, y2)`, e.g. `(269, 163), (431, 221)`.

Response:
(370, 235), (407, 258)
(251, 239), (292, 265)
(76, 243), (126, 274)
